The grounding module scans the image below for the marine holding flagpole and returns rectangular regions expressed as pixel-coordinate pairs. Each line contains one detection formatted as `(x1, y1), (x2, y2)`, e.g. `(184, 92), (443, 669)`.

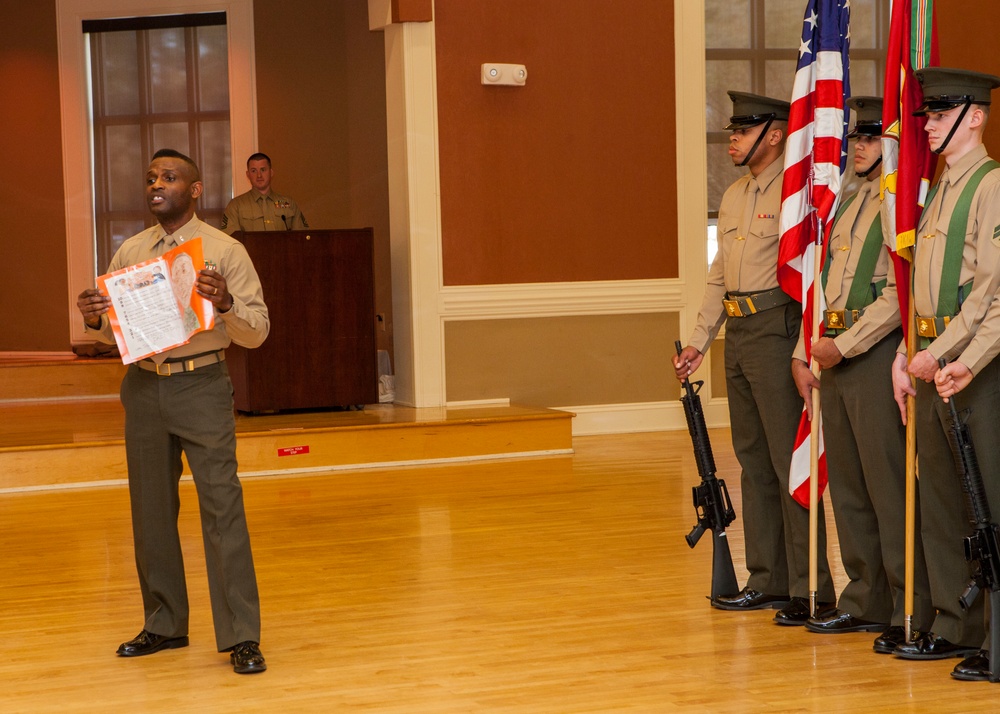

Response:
(893, 67), (1000, 682)
(674, 90), (836, 625)
(790, 96), (934, 654)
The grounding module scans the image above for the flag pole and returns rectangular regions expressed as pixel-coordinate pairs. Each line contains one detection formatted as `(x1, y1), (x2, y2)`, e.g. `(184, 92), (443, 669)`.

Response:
(809, 214), (824, 618)
(904, 277), (917, 642)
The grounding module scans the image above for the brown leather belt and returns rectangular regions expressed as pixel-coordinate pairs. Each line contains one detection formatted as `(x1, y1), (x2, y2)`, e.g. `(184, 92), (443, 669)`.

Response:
(723, 289), (792, 318)
(137, 351), (225, 376)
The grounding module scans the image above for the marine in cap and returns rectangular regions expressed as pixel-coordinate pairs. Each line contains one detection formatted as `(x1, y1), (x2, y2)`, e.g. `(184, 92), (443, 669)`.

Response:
(676, 87), (836, 621)
(913, 67), (1000, 154)
(846, 95), (883, 177)
(892, 66), (1000, 680)
(793, 93), (935, 650)
(725, 91), (791, 167)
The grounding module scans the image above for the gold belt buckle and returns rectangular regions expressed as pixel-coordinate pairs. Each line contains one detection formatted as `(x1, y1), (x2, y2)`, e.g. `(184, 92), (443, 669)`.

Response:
(916, 315), (950, 338)
(155, 362), (173, 376)
(825, 309), (846, 329)
(723, 299), (744, 318)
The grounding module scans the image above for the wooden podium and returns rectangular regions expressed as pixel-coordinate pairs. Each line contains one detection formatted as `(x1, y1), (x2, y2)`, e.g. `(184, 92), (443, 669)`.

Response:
(226, 229), (378, 412)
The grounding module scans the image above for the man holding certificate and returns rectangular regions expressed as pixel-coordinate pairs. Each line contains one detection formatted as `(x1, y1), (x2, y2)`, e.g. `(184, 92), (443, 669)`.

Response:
(76, 149), (270, 675)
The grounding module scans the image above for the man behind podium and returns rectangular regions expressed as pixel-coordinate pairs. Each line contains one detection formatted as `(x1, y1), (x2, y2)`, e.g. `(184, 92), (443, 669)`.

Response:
(76, 148), (270, 675)
(221, 152), (309, 234)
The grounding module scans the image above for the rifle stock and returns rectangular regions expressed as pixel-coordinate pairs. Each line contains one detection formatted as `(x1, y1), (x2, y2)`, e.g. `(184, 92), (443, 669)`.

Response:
(676, 340), (739, 600)
(940, 358), (1000, 682)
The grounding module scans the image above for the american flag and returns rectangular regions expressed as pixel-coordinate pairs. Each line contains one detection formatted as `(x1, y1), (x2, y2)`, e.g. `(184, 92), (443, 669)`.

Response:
(777, 0), (851, 508)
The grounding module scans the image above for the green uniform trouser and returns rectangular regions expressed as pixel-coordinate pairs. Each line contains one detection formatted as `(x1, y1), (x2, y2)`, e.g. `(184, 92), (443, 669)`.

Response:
(121, 360), (261, 652)
(821, 331), (933, 627)
(916, 355), (1000, 649)
(724, 302), (835, 600)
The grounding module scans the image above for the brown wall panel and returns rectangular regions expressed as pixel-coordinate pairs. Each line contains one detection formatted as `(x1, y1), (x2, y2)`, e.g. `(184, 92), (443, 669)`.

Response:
(0, 0), (68, 351)
(937, 6), (1000, 160)
(392, 0), (433, 23)
(435, 0), (677, 286)
(445, 314), (681, 406)
(252, 0), (393, 355)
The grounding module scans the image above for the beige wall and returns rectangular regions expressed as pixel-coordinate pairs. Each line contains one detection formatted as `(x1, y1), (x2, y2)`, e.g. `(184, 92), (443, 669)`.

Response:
(445, 314), (681, 406)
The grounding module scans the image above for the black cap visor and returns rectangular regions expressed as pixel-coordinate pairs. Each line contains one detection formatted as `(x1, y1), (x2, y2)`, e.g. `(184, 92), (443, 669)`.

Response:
(846, 120), (882, 138)
(913, 94), (986, 116)
(725, 113), (775, 131)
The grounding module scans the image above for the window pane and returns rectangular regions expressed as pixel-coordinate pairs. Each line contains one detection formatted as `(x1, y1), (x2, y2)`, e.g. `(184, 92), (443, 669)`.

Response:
(707, 61), (752, 131)
(765, 60), (796, 104)
(849, 59), (877, 97)
(765, 3), (804, 48)
(196, 26), (229, 112)
(149, 28), (189, 113)
(109, 220), (147, 256)
(705, 0), (751, 49)
(849, 0), (878, 48)
(707, 141), (746, 214)
(104, 125), (143, 211)
(198, 120), (233, 207)
(94, 32), (140, 116)
(152, 123), (191, 156)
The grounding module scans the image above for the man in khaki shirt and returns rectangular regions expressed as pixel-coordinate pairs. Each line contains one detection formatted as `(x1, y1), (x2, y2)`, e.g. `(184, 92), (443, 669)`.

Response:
(791, 97), (932, 653)
(890, 68), (1000, 681)
(76, 149), (270, 675)
(674, 91), (835, 624)
(221, 152), (309, 234)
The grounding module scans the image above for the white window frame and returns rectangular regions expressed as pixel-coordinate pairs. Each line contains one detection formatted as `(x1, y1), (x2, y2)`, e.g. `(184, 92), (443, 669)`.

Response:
(57, 0), (258, 344)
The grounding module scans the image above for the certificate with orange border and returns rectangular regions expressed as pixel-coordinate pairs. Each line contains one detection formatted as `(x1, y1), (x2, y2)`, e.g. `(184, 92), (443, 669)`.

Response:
(97, 238), (215, 364)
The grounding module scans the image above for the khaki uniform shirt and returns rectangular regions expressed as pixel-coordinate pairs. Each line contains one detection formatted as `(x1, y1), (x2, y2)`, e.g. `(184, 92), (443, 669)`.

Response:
(913, 144), (1000, 374)
(793, 179), (899, 362)
(689, 156), (784, 354)
(221, 189), (308, 235)
(86, 214), (270, 363)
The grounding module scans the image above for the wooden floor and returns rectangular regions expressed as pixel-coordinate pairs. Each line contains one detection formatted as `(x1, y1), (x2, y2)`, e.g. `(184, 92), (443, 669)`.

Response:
(0, 429), (993, 712)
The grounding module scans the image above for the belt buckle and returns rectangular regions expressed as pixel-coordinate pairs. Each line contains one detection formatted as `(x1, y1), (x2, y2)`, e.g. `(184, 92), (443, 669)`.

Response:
(155, 362), (173, 376)
(825, 309), (846, 330)
(916, 317), (938, 338)
(723, 299), (744, 318)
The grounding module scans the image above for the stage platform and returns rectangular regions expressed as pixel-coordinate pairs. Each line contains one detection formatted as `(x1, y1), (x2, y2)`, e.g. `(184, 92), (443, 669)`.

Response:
(0, 357), (574, 493)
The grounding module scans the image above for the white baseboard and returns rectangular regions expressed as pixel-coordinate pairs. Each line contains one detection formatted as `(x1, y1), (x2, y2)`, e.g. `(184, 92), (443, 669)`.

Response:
(562, 399), (730, 436)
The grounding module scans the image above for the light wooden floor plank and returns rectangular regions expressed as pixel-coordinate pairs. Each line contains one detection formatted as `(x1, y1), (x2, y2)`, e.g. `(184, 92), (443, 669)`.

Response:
(0, 430), (990, 712)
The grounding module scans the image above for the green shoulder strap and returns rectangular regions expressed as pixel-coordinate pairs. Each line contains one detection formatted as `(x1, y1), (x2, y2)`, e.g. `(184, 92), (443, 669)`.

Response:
(821, 193), (858, 292)
(844, 207), (887, 310)
(937, 159), (1000, 317)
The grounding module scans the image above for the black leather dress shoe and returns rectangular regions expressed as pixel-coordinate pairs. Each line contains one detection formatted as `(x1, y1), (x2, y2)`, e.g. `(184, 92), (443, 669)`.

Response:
(116, 630), (189, 657)
(773, 597), (836, 626)
(711, 586), (790, 611)
(230, 641), (267, 674)
(952, 650), (991, 681)
(804, 608), (886, 634)
(873, 626), (910, 654)
(893, 632), (979, 660)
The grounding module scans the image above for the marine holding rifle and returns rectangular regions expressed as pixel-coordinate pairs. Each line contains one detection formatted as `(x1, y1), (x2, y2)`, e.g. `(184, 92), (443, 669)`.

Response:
(895, 67), (1000, 682)
(790, 96), (933, 654)
(674, 90), (835, 625)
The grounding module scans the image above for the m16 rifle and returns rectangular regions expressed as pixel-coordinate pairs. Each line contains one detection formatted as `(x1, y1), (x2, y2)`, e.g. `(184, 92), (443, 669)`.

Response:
(940, 358), (1000, 682)
(676, 340), (739, 601)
